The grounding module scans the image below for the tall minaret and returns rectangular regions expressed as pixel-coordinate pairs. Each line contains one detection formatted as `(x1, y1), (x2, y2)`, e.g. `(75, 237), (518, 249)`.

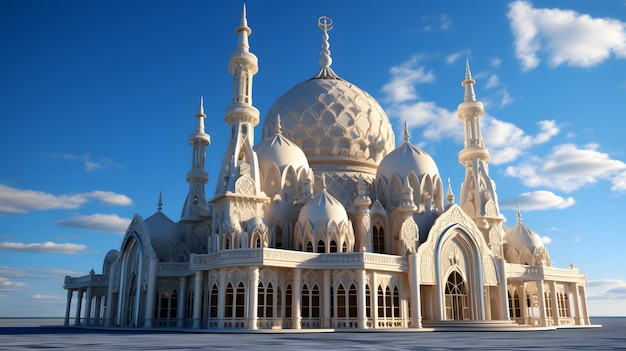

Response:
(181, 97), (211, 221)
(457, 61), (505, 252)
(211, 6), (268, 250)
(214, 4), (262, 196)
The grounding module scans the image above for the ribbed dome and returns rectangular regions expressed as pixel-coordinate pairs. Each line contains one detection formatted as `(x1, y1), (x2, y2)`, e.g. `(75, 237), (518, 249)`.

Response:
(376, 131), (440, 183)
(503, 210), (551, 266)
(298, 179), (349, 227)
(255, 121), (309, 176)
(262, 76), (395, 172)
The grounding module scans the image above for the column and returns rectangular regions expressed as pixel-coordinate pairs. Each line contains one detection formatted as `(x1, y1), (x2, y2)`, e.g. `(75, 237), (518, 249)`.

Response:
(356, 269), (367, 329)
(571, 283), (581, 325)
(498, 258), (510, 320)
(520, 282), (528, 324)
(292, 269), (302, 329)
(322, 270), (331, 328)
(192, 271), (204, 328)
(217, 270), (226, 328)
(536, 280), (547, 326)
(407, 253), (422, 328)
(371, 272), (378, 328)
(247, 266), (259, 330)
(94, 296), (102, 326)
(83, 286), (92, 326)
(144, 259), (158, 328)
(550, 281), (559, 326)
(579, 285), (590, 325)
(177, 277), (188, 328)
(64, 290), (73, 326)
(74, 290), (83, 326)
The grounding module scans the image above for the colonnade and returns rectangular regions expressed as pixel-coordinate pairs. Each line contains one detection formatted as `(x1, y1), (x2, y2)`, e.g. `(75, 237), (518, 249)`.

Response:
(63, 287), (107, 326)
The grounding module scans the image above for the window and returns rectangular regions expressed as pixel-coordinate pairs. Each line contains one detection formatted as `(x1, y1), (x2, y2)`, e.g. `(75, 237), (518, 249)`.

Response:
(317, 240), (325, 253)
(444, 271), (469, 320)
(209, 285), (218, 318)
(373, 226), (385, 253)
(306, 241), (313, 252)
(348, 284), (358, 318)
(330, 240), (337, 253)
(258, 282), (274, 318)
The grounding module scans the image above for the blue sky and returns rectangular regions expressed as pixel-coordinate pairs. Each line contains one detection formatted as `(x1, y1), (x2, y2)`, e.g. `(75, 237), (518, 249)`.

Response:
(1, 0), (625, 317)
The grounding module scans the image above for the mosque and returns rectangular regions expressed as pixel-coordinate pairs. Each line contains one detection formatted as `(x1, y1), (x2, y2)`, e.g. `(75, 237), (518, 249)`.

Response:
(63, 7), (591, 331)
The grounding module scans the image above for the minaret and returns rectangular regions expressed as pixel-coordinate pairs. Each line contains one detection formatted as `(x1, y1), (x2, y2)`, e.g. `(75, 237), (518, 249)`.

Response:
(211, 6), (268, 250)
(215, 4), (262, 196)
(457, 60), (505, 251)
(181, 97), (211, 221)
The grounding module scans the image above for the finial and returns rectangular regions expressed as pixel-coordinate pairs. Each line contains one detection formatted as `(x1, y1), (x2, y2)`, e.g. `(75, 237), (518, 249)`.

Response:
(462, 59), (477, 102)
(321, 173), (327, 190)
(403, 121), (410, 142)
(241, 4), (247, 27)
(158, 192), (163, 212)
(195, 97), (206, 134)
(318, 16), (333, 69)
(516, 205), (522, 223)
(197, 96), (205, 116)
(446, 178), (455, 206)
(275, 114), (282, 134)
(236, 4), (251, 51)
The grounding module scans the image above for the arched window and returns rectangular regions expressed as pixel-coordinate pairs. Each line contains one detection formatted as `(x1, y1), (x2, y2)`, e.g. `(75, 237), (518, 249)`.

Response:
(255, 235), (261, 248)
(373, 225), (385, 253)
(365, 285), (371, 318)
(306, 241), (313, 252)
(337, 285), (346, 318)
(209, 285), (219, 319)
(285, 285), (292, 318)
(225, 283), (234, 318)
(258, 282), (274, 318)
(342, 242), (347, 252)
(330, 240), (337, 253)
(349, 284), (358, 319)
(275, 227), (283, 249)
(317, 240), (325, 253)
(235, 282), (245, 318)
(301, 284), (320, 320)
(444, 271), (469, 320)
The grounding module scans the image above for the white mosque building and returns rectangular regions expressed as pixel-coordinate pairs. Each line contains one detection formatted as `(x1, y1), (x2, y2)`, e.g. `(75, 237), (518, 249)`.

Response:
(63, 7), (591, 331)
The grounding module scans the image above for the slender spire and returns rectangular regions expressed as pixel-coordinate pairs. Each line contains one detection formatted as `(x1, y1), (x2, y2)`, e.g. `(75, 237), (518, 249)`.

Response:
(275, 114), (282, 134)
(462, 59), (477, 102)
(516, 205), (522, 223)
(195, 96), (206, 134)
(235, 4), (251, 52)
(314, 16), (339, 79)
(446, 178), (455, 206)
(403, 121), (410, 142)
(321, 173), (327, 190)
(157, 192), (163, 212)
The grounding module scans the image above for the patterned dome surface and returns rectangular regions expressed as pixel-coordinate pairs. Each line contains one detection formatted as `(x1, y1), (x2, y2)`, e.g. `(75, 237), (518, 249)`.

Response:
(254, 128), (309, 176)
(262, 77), (395, 172)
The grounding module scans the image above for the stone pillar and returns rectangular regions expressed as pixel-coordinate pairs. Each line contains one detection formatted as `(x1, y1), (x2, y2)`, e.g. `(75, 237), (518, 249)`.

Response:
(571, 283), (581, 325)
(192, 271), (204, 328)
(177, 277), (188, 328)
(74, 290), (83, 326)
(537, 281), (547, 326)
(247, 266), (259, 330)
(520, 282), (528, 324)
(217, 270), (226, 328)
(579, 285), (590, 325)
(356, 269), (367, 329)
(83, 287), (92, 326)
(371, 272), (378, 328)
(407, 253), (422, 328)
(64, 289), (73, 326)
(322, 270), (331, 328)
(144, 259), (158, 328)
(94, 296), (102, 326)
(550, 281), (559, 325)
(292, 269), (302, 329)
(498, 258), (510, 320)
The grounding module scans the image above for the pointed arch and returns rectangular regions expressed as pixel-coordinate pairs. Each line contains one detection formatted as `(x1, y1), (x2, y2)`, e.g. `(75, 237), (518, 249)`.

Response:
(388, 174), (403, 208)
(282, 165), (298, 201)
(263, 164), (281, 199)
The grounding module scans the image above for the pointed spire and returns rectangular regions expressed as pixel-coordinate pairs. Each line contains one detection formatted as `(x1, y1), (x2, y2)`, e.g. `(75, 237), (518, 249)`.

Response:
(195, 96), (206, 134)
(275, 114), (282, 134)
(236, 4), (251, 52)
(157, 192), (163, 212)
(321, 173), (327, 190)
(462, 59), (477, 102)
(403, 121), (410, 142)
(446, 178), (455, 206)
(516, 205), (522, 223)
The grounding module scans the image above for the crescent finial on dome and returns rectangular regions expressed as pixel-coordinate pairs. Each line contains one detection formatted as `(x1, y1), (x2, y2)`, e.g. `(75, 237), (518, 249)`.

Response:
(314, 16), (339, 79)
(321, 173), (327, 190)
(516, 205), (523, 223)
(275, 114), (282, 134)
(403, 121), (410, 142)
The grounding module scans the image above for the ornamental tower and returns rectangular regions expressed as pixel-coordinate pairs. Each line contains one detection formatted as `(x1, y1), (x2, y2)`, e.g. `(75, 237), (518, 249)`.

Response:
(457, 61), (505, 253)
(181, 98), (211, 221)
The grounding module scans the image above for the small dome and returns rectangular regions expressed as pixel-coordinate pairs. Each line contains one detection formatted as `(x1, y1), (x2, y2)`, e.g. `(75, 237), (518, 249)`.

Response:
(376, 128), (440, 183)
(298, 177), (349, 227)
(255, 118), (309, 176)
(503, 210), (551, 266)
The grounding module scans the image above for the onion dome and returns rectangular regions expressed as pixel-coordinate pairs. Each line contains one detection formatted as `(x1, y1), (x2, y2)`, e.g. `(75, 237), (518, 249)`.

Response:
(262, 17), (394, 205)
(503, 208), (551, 266)
(255, 115), (310, 176)
(298, 175), (349, 227)
(376, 124), (440, 183)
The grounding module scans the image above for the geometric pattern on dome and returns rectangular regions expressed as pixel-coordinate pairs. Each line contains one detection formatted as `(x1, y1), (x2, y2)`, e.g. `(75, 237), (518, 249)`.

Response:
(263, 78), (395, 170)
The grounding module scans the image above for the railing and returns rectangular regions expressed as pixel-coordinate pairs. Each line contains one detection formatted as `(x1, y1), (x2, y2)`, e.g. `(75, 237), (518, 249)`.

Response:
(300, 318), (321, 329)
(222, 318), (247, 329)
(332, 318), (360, 328)
(257, 318), (282, 329)
(376, 317), (403, 328)
(64, 274), (109, 288)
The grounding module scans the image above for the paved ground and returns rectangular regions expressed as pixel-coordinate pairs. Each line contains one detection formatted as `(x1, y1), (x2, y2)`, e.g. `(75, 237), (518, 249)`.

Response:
(0, 318), (623, 350)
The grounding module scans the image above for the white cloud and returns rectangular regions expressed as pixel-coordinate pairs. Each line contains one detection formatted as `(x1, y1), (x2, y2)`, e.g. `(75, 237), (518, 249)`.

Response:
(421, 14), (453, 32)
(587, 279), (626, 300)
(491, 57), (502, 68)
(485, 74), (499, 89)
(54, 213), (131, 233)
(0, 266), (84, 278)
(500, 190), (575, 211)
(508, 1), (626, 71)
(505, 143), (626, 192)
(445, 50), (470, 65)
(388, 101), (461, 143)
(381, 55), (435, 104)
(541, 236), (552, 245)
(0, 185), (132, 213)
(48, 153), (122, 172)
(0, 276), (27, 291)
(32, 294), (62, 300)
(0, 241), (87, 254)
(483, 119), (559, 165)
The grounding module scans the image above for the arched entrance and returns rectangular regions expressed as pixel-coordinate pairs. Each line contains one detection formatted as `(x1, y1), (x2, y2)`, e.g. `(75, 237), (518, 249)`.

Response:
(444, 271), (469, 320)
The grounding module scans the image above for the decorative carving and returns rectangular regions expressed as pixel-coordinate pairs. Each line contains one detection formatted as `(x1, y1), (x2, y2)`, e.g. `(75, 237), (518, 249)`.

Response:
(235, 175), (255, 195)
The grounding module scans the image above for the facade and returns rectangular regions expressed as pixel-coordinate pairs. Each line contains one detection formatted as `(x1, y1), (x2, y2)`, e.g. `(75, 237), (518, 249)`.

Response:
(63, 8), (591, 331)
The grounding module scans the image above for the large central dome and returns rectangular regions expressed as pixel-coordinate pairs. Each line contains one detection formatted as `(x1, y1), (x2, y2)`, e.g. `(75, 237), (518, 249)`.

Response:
(261, 18), (394, 205)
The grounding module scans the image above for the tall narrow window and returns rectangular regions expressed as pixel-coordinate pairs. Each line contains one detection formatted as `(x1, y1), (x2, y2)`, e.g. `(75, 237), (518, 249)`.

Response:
(225, 283), (234, 318)
(330, 240), (337, 253)
(337, 285), (346, 318)
(348, 284), (358, 318)
(285, 285), (292, 318)
(444, 271), (469, 320)
(317, 240), (325, 253)
(209, 285), (218, 318)
(235, 283), (245, 318)
(373, 226), (385, 253)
